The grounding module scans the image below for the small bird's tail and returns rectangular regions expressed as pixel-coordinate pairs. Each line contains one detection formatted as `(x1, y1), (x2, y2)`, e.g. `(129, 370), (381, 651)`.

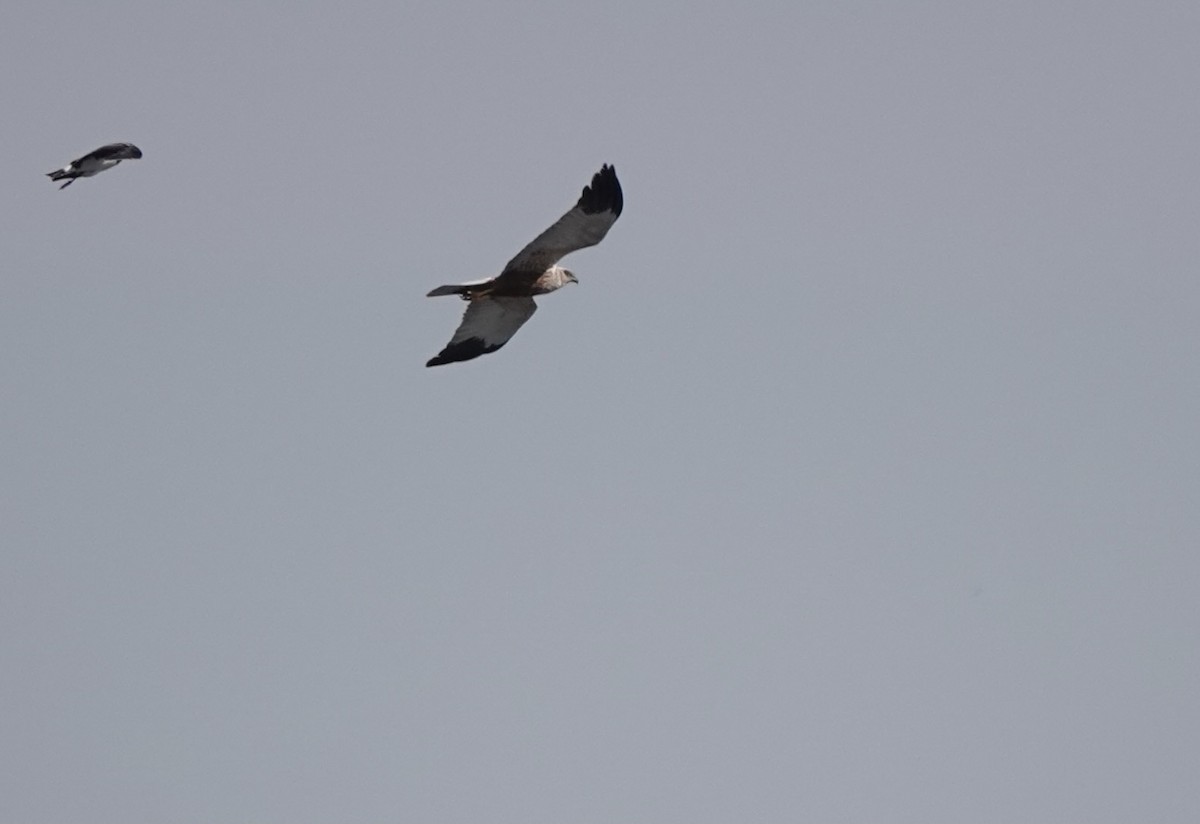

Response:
(47, 169), (69, 181)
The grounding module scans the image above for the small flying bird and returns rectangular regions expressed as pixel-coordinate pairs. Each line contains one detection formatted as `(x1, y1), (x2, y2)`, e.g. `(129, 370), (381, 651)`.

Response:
(47, 142), (143, 189)
(425, 164), (623, 367)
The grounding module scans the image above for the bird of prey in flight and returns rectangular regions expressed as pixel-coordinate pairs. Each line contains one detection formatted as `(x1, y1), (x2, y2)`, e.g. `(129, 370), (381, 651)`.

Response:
(425, 164), (623, 367)
(47, 143), (143, 189)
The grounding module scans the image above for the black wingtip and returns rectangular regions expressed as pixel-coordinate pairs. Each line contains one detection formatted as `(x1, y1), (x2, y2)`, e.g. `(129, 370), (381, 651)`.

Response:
(426, 338), (504, 367)
(578, 164), (623, 218)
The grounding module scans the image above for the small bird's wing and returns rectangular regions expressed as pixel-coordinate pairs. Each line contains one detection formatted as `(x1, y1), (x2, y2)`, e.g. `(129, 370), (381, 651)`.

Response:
(426, 297), (537, 367)
(494, 165), (623, 290)
(83, 143), (142, 162)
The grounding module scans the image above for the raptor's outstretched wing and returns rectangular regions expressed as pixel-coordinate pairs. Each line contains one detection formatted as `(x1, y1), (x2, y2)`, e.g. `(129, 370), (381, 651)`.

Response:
(494, 164), (623, 291)
(426, 297), (538, 367)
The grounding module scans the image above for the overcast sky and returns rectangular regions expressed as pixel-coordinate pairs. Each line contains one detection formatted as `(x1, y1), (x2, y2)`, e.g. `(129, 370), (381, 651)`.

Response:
(2, 2), (1198, 822)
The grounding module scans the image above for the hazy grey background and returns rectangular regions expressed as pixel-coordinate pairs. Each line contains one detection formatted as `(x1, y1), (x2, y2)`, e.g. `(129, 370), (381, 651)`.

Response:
(2, 2), (1198, 821)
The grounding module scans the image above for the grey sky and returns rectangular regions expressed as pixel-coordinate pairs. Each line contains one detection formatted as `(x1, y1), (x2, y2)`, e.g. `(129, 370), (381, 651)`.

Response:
(2, 2), (1198, 822)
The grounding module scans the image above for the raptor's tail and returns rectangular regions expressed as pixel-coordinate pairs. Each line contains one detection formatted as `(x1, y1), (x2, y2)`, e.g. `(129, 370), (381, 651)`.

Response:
(426, 284), (471, 297)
